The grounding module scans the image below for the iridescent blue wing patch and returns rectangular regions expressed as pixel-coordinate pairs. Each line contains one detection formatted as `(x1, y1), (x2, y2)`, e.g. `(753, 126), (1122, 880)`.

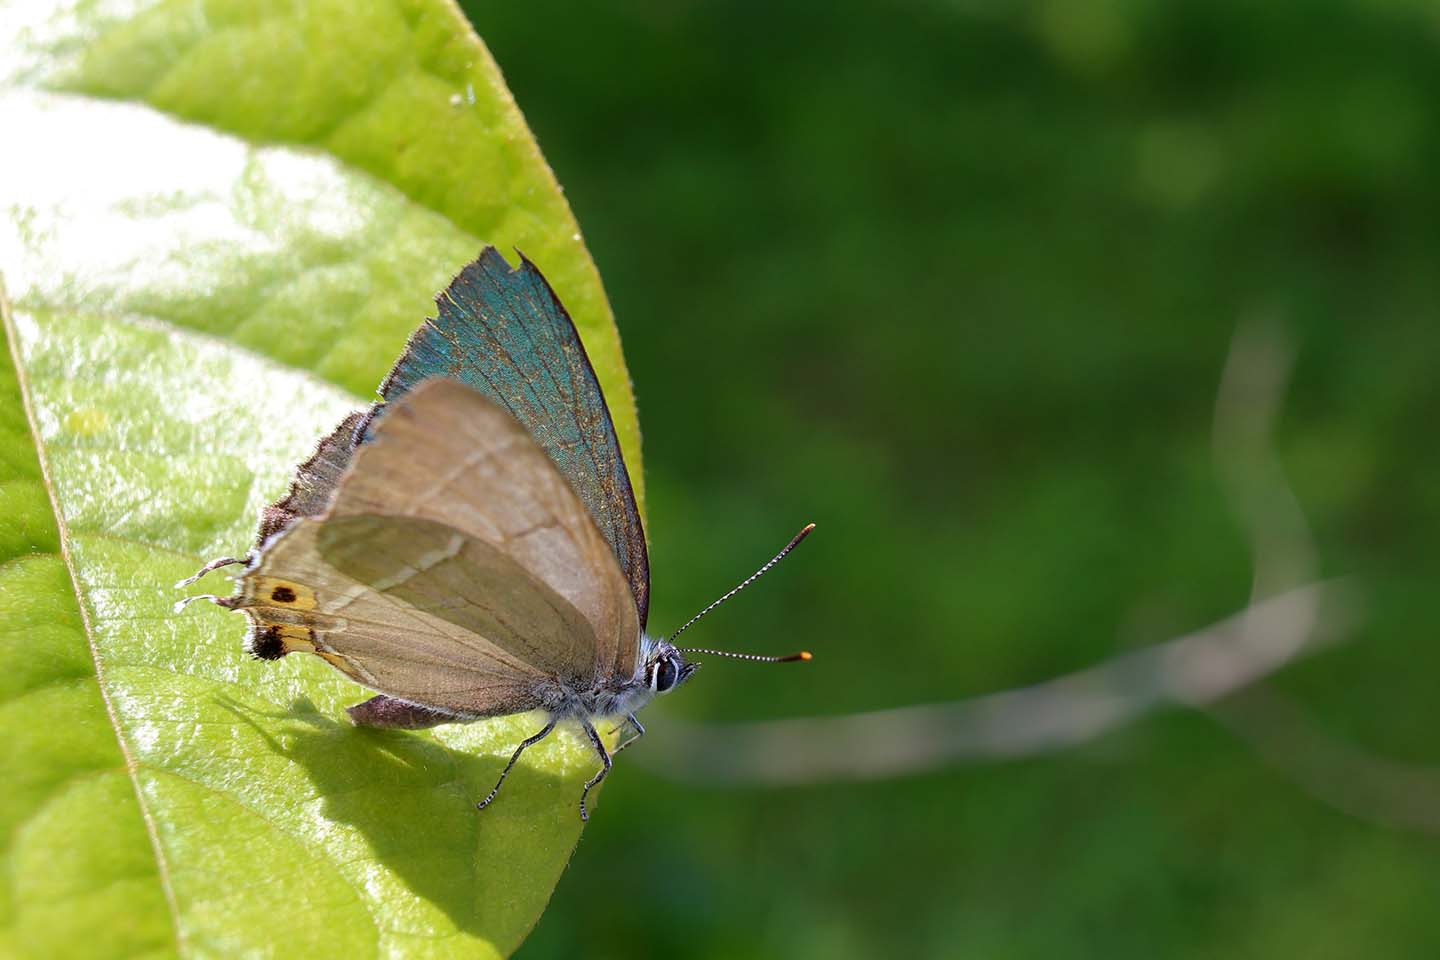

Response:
(369, 247), (650, 628)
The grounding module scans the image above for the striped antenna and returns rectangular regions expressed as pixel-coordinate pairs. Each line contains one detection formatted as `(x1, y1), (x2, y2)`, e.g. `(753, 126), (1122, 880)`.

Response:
(669, 522), (816, 657)
(674, 647), (811, 663)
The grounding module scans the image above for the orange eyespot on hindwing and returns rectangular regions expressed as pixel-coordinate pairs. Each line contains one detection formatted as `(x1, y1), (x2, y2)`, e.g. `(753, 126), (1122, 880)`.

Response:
(247, 576), (316, 610)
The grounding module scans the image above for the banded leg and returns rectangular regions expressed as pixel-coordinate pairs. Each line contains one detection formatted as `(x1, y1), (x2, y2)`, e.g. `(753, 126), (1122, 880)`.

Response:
(578, 719), (613, 822)
(477, 717), (558, 811)
(612, 713), (646, 755)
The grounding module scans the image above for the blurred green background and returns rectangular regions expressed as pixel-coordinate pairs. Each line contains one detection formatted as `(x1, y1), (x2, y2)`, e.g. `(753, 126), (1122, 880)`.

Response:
(465, 2), (1440, 957)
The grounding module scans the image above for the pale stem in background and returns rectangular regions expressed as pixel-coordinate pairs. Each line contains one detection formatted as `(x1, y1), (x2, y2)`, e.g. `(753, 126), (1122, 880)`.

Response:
(1208, 315), (1440, 834)
(635, 316), (1358, 787)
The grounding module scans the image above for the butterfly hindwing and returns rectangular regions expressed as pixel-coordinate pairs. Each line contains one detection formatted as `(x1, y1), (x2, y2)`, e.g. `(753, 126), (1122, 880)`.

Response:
(255, 410), (364, 542)
(235, 519), (549, 718)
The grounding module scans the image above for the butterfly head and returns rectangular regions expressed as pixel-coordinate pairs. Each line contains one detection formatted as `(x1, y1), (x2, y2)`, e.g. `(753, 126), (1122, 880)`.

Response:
(644, 642), (698, 695)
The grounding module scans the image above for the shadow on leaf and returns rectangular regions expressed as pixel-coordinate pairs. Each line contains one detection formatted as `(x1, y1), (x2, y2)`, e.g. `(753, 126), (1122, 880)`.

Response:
(217, 695), (585, 950)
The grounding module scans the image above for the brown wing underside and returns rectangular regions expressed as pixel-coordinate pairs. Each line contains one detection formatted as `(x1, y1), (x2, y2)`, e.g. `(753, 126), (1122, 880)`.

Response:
(232, 379), (642, 712)
(235, 520), (548, 717)
(326, 378), (640, 682)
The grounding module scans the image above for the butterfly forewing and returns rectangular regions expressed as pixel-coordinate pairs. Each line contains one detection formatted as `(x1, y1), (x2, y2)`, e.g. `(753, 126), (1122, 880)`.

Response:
(233, 379), (642, 713)
(376, 248), (651, 629)
(336, 379), (640, 680)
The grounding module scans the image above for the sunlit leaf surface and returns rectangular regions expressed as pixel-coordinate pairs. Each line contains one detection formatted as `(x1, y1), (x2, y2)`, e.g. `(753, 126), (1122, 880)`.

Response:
(0, 2), (641, 956)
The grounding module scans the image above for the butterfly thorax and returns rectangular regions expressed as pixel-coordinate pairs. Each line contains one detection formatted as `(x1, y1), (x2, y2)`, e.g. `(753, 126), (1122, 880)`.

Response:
(534, 634), (694, 721)
(528, 671), (643, 722)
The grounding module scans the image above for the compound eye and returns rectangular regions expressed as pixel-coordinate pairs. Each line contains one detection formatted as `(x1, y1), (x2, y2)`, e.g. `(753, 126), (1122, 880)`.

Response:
(654, 656), (680, 693)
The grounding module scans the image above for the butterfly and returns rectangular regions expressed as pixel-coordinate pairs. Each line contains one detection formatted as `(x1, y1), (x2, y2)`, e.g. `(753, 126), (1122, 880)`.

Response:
(178, 248), (812, 820)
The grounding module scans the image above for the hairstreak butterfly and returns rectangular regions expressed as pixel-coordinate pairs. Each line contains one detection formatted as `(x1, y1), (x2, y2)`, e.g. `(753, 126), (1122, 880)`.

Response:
(178, 248), (812, 819)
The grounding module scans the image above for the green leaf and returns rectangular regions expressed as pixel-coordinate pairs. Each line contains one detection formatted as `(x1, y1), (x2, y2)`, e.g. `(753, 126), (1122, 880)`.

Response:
(0, 2), (642, 956)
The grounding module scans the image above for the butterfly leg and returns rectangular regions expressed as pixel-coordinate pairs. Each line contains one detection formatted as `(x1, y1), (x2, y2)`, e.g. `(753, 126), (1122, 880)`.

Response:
(612, 713), (646, 755)
(577, 719), (613, 822)
(477, 717), (558, 811)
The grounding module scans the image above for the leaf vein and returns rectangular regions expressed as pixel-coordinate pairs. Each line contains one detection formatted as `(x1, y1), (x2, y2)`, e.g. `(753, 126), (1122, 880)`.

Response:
(1, 282), (190, 956)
